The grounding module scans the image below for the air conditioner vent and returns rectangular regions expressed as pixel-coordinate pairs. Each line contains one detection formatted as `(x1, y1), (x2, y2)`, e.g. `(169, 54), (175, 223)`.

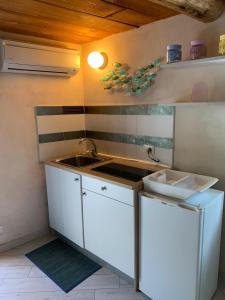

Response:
(0, 40), (80, 77)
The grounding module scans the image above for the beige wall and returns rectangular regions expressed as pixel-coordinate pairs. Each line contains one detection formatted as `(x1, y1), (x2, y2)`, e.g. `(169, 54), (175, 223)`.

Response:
(0, 52), (84, 248)
(82, 13), (225, 274)
(82, 13), (225, 105)
(174, 103), (225, 275)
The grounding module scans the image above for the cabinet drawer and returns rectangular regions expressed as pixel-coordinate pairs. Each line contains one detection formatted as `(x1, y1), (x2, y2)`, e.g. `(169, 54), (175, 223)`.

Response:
(82, 175), (134, 206)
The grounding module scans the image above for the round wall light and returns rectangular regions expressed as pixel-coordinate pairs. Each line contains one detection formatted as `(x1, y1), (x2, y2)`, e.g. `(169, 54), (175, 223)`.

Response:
(87, 51), (107, 69)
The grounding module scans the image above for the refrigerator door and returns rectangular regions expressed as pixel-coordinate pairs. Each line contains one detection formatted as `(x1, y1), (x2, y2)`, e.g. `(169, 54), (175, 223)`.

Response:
(139, 195), (202, 300)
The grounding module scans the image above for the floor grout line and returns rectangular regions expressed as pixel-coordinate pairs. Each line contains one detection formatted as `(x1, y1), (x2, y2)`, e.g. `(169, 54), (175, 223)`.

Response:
(0, 291), (61, 295)
(26, 265), (33, 278)
(0, 288), (96, 295)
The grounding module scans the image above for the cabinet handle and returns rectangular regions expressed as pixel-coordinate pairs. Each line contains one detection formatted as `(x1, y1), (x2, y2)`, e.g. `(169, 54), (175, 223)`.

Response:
(74, 178), (79, 181)
(101, 186), (107, 191)
(82, 192), (87, 196)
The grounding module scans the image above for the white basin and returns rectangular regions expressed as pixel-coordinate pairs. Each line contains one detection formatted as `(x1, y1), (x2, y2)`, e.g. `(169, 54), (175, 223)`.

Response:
(143, 169), (218, 200)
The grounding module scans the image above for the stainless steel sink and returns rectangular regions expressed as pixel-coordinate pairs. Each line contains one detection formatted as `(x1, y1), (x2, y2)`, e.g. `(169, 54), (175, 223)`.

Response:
(56, 154), (107, 168)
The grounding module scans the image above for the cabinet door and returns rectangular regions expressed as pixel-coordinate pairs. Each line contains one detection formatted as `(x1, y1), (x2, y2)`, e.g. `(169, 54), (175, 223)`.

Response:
(83, 190), (134, 278)
(45, 165), (83, 247)
(139, 195), (201, 300)
(45, 165), (65, 235)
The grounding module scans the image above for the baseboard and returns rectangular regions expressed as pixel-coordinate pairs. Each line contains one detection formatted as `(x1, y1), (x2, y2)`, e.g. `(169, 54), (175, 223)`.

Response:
(0, 228), (50, 253)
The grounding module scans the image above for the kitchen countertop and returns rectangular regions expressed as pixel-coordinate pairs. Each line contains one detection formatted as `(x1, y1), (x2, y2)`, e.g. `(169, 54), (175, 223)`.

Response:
(45, 153), (168, 191)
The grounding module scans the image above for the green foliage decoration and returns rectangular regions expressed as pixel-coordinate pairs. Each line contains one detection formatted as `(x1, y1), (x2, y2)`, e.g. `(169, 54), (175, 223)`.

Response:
(100, 58), (161, 95)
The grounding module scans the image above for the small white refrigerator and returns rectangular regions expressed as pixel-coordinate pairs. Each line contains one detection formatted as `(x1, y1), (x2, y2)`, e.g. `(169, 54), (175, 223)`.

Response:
(139, 189), (224, 300)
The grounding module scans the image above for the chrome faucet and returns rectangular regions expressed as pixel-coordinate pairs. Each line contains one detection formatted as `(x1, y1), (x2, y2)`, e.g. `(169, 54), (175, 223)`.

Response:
(79, 138), (97, 157)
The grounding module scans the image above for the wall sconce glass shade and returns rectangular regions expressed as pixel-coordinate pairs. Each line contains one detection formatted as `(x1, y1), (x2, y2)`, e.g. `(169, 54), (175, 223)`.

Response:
(87, 51), (106, 69)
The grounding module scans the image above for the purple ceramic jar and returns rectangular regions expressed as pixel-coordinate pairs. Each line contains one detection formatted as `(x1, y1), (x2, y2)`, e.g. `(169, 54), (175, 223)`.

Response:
(190, 40), (206, 60)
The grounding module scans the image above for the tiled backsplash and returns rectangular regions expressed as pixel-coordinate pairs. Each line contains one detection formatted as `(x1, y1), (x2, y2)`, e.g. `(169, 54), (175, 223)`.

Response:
(35, 106), (86, 161)
(35, 104), (175, 165)
(85, 104), (174, 165)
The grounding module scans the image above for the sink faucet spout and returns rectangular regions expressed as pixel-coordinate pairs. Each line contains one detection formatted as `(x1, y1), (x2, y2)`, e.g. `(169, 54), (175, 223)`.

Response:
(79, 138), (97, 157)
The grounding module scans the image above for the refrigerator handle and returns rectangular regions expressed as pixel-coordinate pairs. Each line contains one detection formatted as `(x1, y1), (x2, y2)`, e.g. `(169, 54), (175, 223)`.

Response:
(141, 192), (200, 212)
(178, 203), (200, 212)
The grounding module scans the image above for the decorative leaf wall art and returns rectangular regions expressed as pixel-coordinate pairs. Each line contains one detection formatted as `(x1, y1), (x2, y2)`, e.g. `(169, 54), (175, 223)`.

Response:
(100, 58), (161, 95)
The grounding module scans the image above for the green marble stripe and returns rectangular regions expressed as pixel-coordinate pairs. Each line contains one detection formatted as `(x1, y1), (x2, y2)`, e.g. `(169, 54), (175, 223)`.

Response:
(86, 131), (173, 149)
(39, 130), (85, 144)
(36, 106), (85, 116)
(85, 106), (122, 115)
(144, 136), (174, 149)
(146, 105), (175, 115)
(36, 106), (63, 116)
(62, 106), (84, 115)
(39, 132), (64, 143)
(85, 104), (175, 115)
(36, 105), (174, 116)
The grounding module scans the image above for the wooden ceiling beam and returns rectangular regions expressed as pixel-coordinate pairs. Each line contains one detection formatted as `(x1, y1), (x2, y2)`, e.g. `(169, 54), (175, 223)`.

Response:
(146, 0), (225, 22)
(104, 0), (225, 22)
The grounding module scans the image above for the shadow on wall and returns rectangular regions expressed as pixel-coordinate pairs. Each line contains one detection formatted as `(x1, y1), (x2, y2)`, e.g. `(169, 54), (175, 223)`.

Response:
(191, 82), (209, 102)
(174, 102), (225, 275)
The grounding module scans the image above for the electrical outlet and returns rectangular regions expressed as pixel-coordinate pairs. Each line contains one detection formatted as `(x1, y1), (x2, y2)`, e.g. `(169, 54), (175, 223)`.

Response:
(144, 144), (160, 163)
(144, 144), (155, 154)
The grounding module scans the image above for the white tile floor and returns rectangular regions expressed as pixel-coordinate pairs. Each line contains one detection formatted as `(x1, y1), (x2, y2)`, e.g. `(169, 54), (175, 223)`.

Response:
(0, 235), (224, 300)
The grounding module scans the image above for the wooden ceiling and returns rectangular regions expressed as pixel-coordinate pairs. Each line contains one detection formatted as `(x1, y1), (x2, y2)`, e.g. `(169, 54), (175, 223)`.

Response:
(0, 0), (223, 46)
(0, 0), (178, 45)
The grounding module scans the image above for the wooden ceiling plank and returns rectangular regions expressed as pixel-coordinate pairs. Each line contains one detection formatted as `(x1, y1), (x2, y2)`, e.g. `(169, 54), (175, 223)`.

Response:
(0, 16), (90, 44)
(108, 9), (157, 26)
(0, 10), (109, 38)
(0, 21), (88, 42)
(0, 0), (135, 34)
(35, 0), (124, 18)
(0, 20), (95, 44)
(0, 10), (111, 44)
(103, 0), (178, 19)
(0, 30), (81, 49)
(0, 25), (90, 44)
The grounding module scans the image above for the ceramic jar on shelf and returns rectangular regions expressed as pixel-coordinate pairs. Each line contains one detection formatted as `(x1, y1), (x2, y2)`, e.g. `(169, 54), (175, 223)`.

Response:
(166, 44), (182, 63)
(190, 40), (206, 60)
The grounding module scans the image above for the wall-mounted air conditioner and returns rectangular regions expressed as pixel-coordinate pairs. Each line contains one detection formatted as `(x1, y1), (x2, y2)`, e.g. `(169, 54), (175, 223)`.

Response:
(0, 40), (80, 77)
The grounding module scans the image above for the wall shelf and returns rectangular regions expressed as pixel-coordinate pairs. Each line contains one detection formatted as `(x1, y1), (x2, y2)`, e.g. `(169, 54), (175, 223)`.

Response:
(160, 55), (225, 69)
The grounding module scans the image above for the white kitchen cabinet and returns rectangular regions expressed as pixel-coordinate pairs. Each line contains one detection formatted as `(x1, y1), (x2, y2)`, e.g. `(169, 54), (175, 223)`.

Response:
(45, 165), (84, 247)
(82, 186), (135, 278)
